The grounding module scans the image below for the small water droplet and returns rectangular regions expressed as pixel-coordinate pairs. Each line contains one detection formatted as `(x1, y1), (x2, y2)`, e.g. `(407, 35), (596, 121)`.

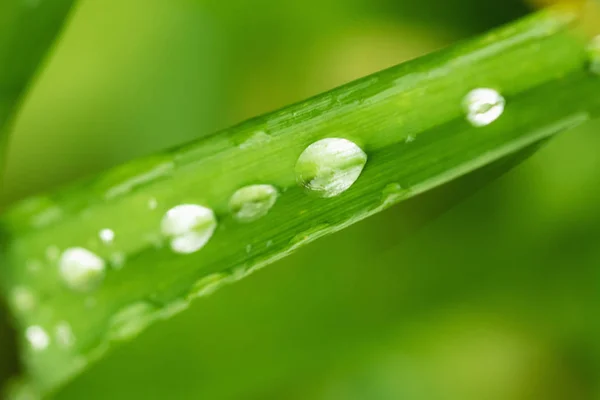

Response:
(245, 244), (252, 253)
(109, 252), (126, 269)
(55, 321), (75, 348)
(381, 183), (408, 209)
(295, 138), (367, 198)
(58, 248), (106, 292)
(239, 130), (271, 149)
(229, 184), (278, 222)
(10, 286), (36, 312)
(188, 273), (229, 299)
(289, 224), (330, 250)
(109, 302), (156, 341)
(161, 205), (217, 254)
(148, 198), (158, 210)
(25, 326), (49, 351)
(588, 36), (600, 75)
(266, 240), (273, 247)
(405, 135), (415, 143)
(99, 229), (115, 245)
(463, 88), (505, 127)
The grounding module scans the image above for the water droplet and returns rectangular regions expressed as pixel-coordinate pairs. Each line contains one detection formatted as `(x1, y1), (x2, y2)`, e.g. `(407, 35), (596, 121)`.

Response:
(10, 286), (36, 312)
(109, 252), (126, 269)
(405, 135), (415, 143)
(109, 302), (156, 341)
(239, 130), (271, 149)
(289, 224), (330, 250)
(148, 198), (158, 210)
(588, 35), (600, 75)
(229, 184), (278, 222)
(58, 248), (106, 292)
(245, 244), (252, 253)
(99, 229), (115, 245)
(463, 88), (505, 127)
(161, 205), (217, 254)
(157, 299), (190, 320)
(188, 273), (229, 299)
(381, 183), (408, 209)
(295, 138), (367, 198)
(266, 240), (274, 247)
(55, 322), (75, 348)
(25, 326), (49, 351)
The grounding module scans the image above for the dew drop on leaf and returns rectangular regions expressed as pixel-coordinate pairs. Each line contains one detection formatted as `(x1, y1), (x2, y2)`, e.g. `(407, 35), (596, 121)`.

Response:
(187, 273), (230, 300)
(98, 229), (115, 245)
(25, 326), (50, 351)
(463, 88), (505, 127)
(295, 138), (367, 198)
(108, 302), (156, 341)
(229, 184), (278, 223)
(161, 205), (217, 254)
(109, 252), (126, 269)
(55, 321), (75, 348)
(59, 248), (106, 292)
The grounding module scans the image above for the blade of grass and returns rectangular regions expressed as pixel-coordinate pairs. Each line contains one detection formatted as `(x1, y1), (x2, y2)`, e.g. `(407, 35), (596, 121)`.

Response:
(1, 6), (600, 396)
(0, 0), (78, 181)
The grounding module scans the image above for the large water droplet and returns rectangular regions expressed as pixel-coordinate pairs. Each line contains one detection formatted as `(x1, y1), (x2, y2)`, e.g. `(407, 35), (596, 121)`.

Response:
(295, 138), (367, 198)
(463, 88), (505, 127)
(229, 184), (278, 222)
(59, 248), (106, 292)
(25, 326), (49, 351)
(161, 205), (217, 254)
(589, 36), (600, 75)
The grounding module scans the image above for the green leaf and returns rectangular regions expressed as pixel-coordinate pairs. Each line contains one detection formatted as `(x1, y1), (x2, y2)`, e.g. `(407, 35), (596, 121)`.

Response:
(1, 7), (599, 396)
(0, 0), (77, 178)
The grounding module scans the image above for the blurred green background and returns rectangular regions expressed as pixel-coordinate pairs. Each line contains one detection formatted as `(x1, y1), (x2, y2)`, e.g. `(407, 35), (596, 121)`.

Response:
(3, 0), (600, 398)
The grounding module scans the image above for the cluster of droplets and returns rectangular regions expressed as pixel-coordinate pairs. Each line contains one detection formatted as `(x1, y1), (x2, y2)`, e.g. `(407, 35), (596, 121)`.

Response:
(19, 37), (600, 352)
(21, 83), (520, 353)
(24, 320), (75, 353)
(42, 137), (368, 300)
